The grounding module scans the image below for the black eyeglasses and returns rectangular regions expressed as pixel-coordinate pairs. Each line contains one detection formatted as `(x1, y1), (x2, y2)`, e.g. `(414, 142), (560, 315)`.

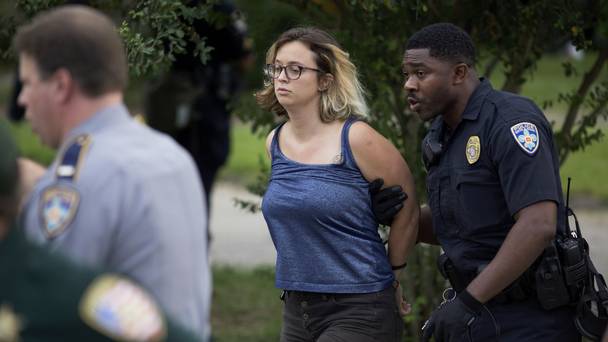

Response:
(264, 63), (323, 81)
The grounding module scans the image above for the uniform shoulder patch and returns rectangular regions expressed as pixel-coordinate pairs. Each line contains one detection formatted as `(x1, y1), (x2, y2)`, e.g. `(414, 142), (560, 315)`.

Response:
(79, 275), (166, 342)
(39, 185), (80, 239)
(465, 135), (481, 164)
(510, 122), (540, 155)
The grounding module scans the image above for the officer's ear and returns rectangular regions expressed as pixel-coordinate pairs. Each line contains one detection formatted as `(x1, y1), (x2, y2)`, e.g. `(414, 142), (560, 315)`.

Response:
(50, 68), (76, 104)
(452, 63), (469, 85)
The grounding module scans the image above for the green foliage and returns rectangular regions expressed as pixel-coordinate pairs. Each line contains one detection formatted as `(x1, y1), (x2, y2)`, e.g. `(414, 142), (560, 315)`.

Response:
(119, 0), (215, 77)
(0, 0), (222, 78)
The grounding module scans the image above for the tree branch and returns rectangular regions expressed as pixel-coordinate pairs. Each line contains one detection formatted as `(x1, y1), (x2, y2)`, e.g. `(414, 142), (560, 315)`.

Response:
(559, 47), (608, 161)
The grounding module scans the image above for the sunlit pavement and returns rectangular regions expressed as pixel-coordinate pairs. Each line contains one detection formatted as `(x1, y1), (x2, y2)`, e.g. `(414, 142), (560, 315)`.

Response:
(209, 181), (275, 267)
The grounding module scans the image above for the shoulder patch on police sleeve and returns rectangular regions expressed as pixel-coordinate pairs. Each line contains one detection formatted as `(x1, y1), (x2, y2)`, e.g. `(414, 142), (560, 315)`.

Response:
(510, 122), (540, 155)
(466, 136), (481, 164)
(39, 185), (80, 239)
(79, 275), (167, 342)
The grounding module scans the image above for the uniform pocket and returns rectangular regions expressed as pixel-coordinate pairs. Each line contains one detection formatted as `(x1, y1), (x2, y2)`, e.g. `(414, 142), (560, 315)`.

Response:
(427, 171), (459, 240)
(454, 169), (512, 237)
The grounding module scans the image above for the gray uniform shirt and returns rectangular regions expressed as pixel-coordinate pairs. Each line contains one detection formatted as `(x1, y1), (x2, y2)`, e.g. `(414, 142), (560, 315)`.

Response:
(22, 104), (211, 340)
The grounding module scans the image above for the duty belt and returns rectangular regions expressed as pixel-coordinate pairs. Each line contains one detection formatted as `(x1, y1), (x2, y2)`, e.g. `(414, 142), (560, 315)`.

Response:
(437, 253), (536, 305)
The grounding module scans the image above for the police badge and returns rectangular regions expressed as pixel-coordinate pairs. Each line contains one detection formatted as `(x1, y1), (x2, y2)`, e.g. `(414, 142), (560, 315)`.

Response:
(510, 122), (540, 155)
(466, 136), (481, 164)
(39, 186), (80, 239)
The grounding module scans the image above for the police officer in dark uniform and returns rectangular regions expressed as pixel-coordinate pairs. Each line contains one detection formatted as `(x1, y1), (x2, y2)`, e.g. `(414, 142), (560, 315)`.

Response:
(373, 23), (580, 341)
(0, 121), (200, 341)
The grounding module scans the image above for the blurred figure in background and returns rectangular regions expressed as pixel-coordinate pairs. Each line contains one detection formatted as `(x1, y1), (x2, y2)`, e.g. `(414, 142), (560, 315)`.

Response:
(145, 0), (253, 240)
(7, 71), (25, 121)
(14, 5), (211, 340)
(0, 119), (200, 341)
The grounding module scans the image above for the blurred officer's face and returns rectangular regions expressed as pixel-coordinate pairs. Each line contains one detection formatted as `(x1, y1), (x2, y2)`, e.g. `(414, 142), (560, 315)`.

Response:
(18, 54), (64, 149)
(402, 49), (455, 122)
(272, 41), (325, 113)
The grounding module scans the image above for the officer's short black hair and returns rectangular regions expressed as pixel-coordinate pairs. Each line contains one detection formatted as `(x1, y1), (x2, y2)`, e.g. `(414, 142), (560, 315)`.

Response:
(0, 119), (19, 220)
(406, 23), (476, 66)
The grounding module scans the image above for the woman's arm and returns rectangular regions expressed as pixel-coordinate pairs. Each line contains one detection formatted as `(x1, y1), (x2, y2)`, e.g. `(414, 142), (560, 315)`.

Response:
(349, 121), (419, 277)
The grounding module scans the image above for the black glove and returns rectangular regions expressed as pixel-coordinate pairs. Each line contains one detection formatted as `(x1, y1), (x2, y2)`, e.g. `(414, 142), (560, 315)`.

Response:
(369, 178), (407, 226)
(421, 290), (483, 342)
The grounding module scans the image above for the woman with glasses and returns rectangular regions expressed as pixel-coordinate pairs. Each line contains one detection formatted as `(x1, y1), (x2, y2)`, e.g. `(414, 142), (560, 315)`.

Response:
(256, 27), (419, 342)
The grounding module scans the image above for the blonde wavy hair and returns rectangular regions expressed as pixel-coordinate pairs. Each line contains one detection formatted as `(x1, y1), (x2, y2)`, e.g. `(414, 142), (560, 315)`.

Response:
(255, 27), (368, 122)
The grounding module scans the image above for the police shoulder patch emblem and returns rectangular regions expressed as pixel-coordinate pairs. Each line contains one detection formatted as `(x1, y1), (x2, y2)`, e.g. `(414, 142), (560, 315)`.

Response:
(39, 185), (80, 239)
(510, 122), (540, 155)
(80, 275), (166, 342)
(465, 136), (481, 164)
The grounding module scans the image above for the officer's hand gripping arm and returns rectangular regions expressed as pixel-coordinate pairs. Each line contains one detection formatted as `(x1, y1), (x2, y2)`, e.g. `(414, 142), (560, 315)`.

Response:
(369, 178), (407, 226)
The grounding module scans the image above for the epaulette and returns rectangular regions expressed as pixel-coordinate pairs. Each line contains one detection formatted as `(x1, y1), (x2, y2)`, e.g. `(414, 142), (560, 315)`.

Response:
(55, 134), (91, 182)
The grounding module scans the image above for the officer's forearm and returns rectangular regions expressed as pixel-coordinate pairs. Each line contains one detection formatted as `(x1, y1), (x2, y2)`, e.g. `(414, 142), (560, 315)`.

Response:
(417, 205), (439, 245)
(466, 201), (556, 303)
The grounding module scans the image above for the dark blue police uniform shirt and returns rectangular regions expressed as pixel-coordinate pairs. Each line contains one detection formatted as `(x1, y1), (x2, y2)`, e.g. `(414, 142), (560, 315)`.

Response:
(425, 78), (565, 275)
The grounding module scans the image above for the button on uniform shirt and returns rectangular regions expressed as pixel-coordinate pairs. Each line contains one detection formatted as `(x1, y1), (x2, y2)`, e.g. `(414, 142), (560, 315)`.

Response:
(21, 104), (211, 340)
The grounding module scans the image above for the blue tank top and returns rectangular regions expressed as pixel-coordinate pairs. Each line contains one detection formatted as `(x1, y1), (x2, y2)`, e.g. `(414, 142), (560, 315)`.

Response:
(261, 118), (394, 293)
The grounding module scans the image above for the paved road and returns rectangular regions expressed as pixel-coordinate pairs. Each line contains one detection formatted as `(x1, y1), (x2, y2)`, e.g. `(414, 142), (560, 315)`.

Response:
(209, 182), (608, 277)
(209, 182), (275, 266)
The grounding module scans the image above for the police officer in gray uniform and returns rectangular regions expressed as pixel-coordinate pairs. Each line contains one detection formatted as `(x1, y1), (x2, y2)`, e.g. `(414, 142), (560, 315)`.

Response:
(14, 6), (210, 340)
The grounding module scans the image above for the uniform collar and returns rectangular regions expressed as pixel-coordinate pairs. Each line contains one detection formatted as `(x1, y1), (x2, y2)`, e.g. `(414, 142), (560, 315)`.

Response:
(461, 78), (493, 121)
(65, 103), (131, 142)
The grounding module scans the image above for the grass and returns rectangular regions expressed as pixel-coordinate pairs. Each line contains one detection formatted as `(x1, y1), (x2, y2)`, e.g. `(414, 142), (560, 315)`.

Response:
(211, 266), (282, 341)
(218, 123), (268, 186)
